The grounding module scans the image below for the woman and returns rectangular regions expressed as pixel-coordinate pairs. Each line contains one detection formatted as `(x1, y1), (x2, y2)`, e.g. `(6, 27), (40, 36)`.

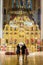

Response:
(16, 44), (20, 60)
(21, 44), (26, 61)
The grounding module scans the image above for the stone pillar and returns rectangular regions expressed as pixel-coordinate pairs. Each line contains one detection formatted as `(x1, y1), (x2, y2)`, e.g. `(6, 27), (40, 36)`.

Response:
(0, 0), (3, 38)
(41, 0), (43, 39)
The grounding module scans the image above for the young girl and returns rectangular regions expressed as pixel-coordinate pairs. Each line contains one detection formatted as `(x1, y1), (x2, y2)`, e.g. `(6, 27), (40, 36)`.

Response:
(25, 48), (29, 60)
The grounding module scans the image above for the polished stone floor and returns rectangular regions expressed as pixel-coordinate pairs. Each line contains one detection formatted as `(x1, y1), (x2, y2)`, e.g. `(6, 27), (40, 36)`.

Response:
(0, 52), (43, 65)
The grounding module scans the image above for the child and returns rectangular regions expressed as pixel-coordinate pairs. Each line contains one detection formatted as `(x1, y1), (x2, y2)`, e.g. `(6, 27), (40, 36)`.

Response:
(25, 48), (29, 60)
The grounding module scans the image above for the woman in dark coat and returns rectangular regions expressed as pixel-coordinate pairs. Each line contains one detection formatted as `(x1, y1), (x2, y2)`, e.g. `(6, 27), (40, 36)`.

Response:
(16, 44), (20, 60)
(21, 44), (26, 61)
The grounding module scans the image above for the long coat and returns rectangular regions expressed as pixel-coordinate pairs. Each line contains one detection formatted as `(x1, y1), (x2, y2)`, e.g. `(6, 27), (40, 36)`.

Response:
(21, 45), (26, 55)
(16, 45), (20, 54)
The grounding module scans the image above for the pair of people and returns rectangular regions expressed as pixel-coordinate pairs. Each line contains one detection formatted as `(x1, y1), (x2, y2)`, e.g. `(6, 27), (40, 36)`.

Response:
(16, 44), (28, 61)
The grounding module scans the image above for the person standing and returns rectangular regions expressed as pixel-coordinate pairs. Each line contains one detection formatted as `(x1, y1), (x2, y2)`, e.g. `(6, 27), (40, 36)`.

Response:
(25, 47), (29, 60)
(21, 44), (26, 62)
(16, 44), (20, 61)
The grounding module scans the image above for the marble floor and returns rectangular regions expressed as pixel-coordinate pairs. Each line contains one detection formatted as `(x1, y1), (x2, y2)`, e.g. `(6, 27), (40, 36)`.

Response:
(0, 52), (43, 65)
